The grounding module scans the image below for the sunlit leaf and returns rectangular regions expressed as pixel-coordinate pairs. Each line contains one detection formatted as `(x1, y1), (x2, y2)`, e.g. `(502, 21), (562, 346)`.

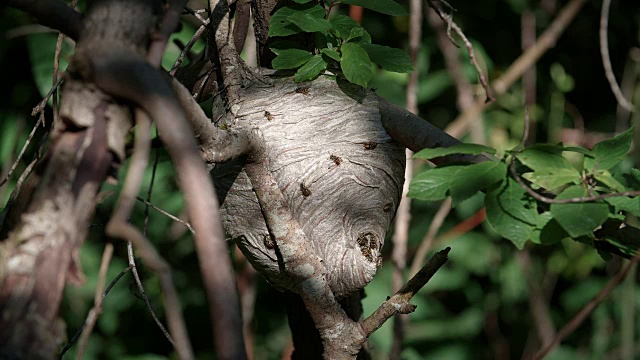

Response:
(340, 42), (373, 87)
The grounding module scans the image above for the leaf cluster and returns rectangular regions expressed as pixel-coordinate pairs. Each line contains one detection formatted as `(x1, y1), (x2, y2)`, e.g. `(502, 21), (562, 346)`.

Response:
(409, 128), (640, 257)
(268, 0), (413, 87)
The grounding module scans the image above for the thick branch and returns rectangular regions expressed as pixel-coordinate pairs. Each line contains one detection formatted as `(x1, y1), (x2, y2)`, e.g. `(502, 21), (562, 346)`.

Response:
(8, 0), (82, 41)
(244, 146), (366, 360)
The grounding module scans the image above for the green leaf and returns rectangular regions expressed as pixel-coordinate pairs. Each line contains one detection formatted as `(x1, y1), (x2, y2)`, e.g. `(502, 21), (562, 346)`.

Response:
(594, 170), (627, 192)
(346, 27), (365, 42)
(516, 148), (578, 172)
(287, 11), (332, 33)
(605, 196), (640, 217)
(521, 168), (581, 190)
(340, 42), (373, 87)
(413, 143), (497, 160)
(409, 166), (465, 201)
(550, 186), (610, 237)
(485, 178), (540, 249)
(269, 4), (324, 37)
(584, 127), (634, 171)
(27, 33), (72, 101)
(340, 0), (408, 16)
(329, 15), (371, 43)
(321, 48), (341, 61)
(450, 162), (507, 204)
(293, 55), (328, 82)
(530, 212), (570, 245)
(271, 49), (314, 70)
(360, 43), (413, 73)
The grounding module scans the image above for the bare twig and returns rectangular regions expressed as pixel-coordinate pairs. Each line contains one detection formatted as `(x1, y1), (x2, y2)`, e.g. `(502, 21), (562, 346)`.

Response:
(0, 113), (44, 189)
(127, 241), (175, 345)
(531, 251), (640, 360)
(427, 0), (493, 103)
(409, 197), (452, 277)
(170, 22), (208, 75)
(600, 0), (635, 113)
(445, 0), (587, 139)
(148, 0), (189, 68)
(32, 74), (65, 116)
(105, 111), (194, 359)
(136, 195), (195, 234)
(58, 264), (132, 358)
(390, 0), (422, 355)
(143, 135), (160, 237)
(361, 247), (450, 336)
(75, 243), (114, 359)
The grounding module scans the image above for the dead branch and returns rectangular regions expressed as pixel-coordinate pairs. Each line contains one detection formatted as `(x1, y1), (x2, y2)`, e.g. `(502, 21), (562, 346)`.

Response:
(427, 0), (494, 103)
(600, 0), (635, 112)
(361, 247), (451, 336)
(531, 252), (640, 360)
(210, 0), (245, 107)
(8, 0), (82, 41)
(445, 0), (587, 139)
(75, 243), (114, 359)
(136, 196), (195, 234)
(409, 197), (452, 277)
(105, 111), (194, 359)
(0, 114), (44, 189)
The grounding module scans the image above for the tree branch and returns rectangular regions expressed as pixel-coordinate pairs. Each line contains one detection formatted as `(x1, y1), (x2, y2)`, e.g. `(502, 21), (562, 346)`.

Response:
(8, 0), (82, 41)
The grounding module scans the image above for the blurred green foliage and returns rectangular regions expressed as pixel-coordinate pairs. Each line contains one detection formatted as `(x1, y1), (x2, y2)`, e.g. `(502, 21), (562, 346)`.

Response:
(2, 0), (640, 359)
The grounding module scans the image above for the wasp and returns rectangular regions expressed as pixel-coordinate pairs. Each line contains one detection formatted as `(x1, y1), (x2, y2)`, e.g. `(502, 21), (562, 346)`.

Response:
(263, 234), (276, 249)
(295, 87), (310, 95)
(363, 142), (377, 150)
(264, 111), (274, 121)
(300, 183), (311, 197)
(383, 203), (393, 212)
(330, 154), (342, 166)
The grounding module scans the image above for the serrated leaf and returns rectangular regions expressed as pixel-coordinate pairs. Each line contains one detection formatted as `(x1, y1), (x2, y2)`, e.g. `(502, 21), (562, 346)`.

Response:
(594, 170), (626, 192)
(550, 186), (610, 237)
(450, 162), (507, 204)
(329, 15), (371, 43)
(413, 143), (497, 160)
(408, 166), (465, 201)
(340, 0), (408, 16)
(271, 49), (314, 70)
(293, 55), (328, 82)
(269, 4), (324, 37)
(517, 148), (578, 172)
(321, 48), (341, 61)
(605, 196), (640, 217)
(287, 11), (332, 33)
(522, 168), (581, 190)
(340, 42), (373, 87)
(584, 127), (634, 171)
(485, 178), (540, 249)
(360, 43), (413, 73)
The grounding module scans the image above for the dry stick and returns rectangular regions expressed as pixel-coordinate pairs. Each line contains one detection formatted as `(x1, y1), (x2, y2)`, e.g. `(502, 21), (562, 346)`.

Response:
(600, 0), (635, 113)
(409, 197), (453, 277)
(126, 240), (175, 346)
(427, 0), (493, 104)
(445, 0), (586, 139)
(530, 251), (640, 360)
(59, 264), (133, 358)
(361, 247), (451, 336)
(0, 113), (44, 188)
(390, 0), (422, 356)
(136, 195), (195, 234)
(75, 243), (114, 359)
(32, 74), (65, 116)
(426, 7), (483, 145)
(105, 111), (193, 359)
(170, 19), (209, 75)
